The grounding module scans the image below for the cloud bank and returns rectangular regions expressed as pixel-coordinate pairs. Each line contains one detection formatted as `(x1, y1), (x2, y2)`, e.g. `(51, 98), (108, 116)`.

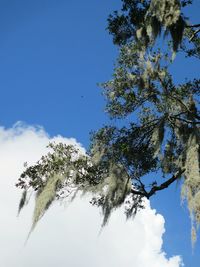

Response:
(0, 123), (183, 267)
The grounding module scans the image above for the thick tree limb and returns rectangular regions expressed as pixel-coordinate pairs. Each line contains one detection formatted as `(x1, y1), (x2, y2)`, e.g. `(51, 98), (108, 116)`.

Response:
(131, 169), (185, 199)
(131, 188), (148, 198)
(146, 169), (185, 198)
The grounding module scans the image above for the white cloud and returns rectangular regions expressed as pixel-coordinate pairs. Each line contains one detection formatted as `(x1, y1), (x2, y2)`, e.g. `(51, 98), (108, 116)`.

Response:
(0, 123), (183, 267)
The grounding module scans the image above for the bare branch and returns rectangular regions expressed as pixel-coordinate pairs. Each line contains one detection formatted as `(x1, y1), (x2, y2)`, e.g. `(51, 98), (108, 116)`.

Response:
(170, 115), (200, 125)
(146, 169), (185, 198)
(131, 169), (185, 199)
(189, 28), (200, 42)
(131, 188), (148, 198)
(186, 24), (200, 28)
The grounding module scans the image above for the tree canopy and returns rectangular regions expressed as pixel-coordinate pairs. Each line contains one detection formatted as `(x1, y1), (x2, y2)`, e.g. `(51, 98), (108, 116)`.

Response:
(16, 0), (200, 244)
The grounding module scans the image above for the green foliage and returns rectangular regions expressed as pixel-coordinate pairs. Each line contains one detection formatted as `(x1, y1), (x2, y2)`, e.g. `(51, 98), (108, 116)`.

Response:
(17, 142), (144, 231)
(107, 0), (191, 53)
(17, 0), (200, 244)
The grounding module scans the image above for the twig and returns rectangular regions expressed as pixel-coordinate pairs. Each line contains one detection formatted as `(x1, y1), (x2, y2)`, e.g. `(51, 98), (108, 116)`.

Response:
(170, 115), (200, 125)
(189, 28), (200, 42)
(186, 24), (200, 28)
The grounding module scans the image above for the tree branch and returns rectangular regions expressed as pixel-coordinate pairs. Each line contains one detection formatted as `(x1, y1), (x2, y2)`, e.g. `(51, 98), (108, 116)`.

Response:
(170, 115), (200, 125)
(131, 169), (185, 199)
(146, 169), (185, 198)
(189, 28), (200, 42)
(184, 23), (200, 41)
(131, 188), (148, 198)
(186, 24), (200, 28)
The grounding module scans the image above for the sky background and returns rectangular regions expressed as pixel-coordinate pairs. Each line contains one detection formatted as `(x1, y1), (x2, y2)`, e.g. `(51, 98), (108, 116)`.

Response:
(0, 1), (200, 266)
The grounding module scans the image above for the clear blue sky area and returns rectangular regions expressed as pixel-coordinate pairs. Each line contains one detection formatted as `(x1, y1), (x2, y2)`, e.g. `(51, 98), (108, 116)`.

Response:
(0, 1), (199, 266)
(0, 0), (120, 145)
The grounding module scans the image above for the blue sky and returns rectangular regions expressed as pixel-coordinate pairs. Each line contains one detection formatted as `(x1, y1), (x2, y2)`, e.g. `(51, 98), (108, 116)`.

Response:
(0, 1), (199, 266)
(0, 0), (120, 144)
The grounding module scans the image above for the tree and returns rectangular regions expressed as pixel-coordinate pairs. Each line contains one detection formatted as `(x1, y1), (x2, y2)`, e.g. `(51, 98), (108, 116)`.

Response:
(16, 0), (200, 244)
